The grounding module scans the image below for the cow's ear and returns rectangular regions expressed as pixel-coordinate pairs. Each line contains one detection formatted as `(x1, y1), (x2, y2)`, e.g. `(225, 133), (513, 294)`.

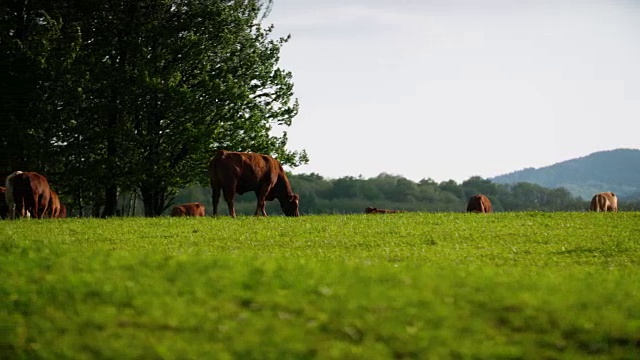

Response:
(290, 194), (299, 202)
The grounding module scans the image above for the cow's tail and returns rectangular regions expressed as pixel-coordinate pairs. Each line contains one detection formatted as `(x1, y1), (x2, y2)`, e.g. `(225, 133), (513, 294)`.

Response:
(209, 151), (227, 216)
(5, 171), (23, 219)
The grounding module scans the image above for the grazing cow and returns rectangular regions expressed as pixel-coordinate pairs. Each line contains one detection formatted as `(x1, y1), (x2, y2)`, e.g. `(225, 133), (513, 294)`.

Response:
(0, 186), (7, 219)
(48, 190), (66, 218)
(171, 202), (206, 217)
(467, 194), (492, 213)
(208, 150), (300, 218)
(59, 204), (67, 218)
(364, 207), (406, 214)
(6, 171), (51, 219)
(590, 192), (618, 212)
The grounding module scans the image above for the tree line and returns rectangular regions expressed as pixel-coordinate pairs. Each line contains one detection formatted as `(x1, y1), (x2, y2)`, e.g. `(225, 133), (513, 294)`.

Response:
(1, 0), (306, 217)
(171, 173), (640, 216)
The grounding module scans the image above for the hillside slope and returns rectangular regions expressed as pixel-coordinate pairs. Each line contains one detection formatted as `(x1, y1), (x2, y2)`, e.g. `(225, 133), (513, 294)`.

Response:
(491, 148), (640, 200)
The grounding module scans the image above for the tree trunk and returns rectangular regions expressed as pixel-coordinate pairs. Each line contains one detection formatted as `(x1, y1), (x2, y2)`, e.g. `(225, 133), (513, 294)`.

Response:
(101, 185), (118, 217)
(129, 192), (137, 216)
(74, 188), (84, 217)
(140, 186), (173, 217)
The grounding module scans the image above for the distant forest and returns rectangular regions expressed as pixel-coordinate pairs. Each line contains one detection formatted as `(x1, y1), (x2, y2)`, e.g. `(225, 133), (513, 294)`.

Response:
(492, 148), (640, 200)
(163, 173), (640, 216)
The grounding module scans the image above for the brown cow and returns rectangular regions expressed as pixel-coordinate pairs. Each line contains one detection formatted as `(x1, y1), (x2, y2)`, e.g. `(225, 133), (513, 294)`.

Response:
(59, 204), (67, 218)
(590, 192), (618, 212)
(48, 190), (66, 218)
(171, 202), (206, 217)
(6, 171), (51, 219)
(364, 207), (406, 214)
(208, 150), (300, 218)
(467, 194), (492, 213)
(0, 186), (7, 219)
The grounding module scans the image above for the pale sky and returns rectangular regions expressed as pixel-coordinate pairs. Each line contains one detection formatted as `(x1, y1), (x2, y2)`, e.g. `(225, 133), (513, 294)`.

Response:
(268, 0), (640, 182)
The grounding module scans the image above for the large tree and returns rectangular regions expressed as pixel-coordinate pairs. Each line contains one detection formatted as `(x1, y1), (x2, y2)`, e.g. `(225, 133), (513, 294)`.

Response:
(128, 0), (306, 216)
(0, 1), (81, 181)
(0, 0), (306, 216)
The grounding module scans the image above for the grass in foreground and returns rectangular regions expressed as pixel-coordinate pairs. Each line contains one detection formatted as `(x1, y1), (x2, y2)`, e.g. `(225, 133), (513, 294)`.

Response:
(1, 212), (640, 359)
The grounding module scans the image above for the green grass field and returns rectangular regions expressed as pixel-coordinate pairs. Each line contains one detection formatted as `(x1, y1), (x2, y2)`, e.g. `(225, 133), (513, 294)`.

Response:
(2, 212), (640, 359)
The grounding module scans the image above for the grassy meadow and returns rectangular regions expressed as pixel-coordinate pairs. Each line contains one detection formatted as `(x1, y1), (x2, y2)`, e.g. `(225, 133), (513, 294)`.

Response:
(1, 211), (640, 359)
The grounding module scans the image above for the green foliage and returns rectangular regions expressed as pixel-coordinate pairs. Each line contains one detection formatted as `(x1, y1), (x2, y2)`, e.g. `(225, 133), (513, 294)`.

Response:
(2, 212), (640, 358)
(0, 1), (83, 174)
(0, 0), (306, 217)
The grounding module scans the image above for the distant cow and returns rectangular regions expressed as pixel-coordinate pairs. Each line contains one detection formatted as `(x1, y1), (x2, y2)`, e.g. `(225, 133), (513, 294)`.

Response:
(171, 202), (206, 217)
(590, 192), (618, 212)
(208, 150), (300, 218)
(365, 207), (406, 214)
(0, 186), (7, 219)
(6, 171), (51, 219)
(467, 194), (492, 213)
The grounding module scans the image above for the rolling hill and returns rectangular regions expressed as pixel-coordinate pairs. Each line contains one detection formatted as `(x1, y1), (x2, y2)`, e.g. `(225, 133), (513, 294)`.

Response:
(491, 148), (640, 200)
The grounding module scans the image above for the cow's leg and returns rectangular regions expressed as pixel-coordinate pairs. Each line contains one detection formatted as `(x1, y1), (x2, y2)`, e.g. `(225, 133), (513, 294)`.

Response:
(8, 202), (16, 220)
(211, 184), (221, 216)
(18, 198), (28, 219)
(40, 193), (49, 219)
(19, 199), (24, 218)
(31, 194), (40, 219)
(6, 192), (15, 219)
(254, 185), (271, 216)
(254, 196), (267, 216)
(222, 185), (236, 218)
(253, 191), (264, 216)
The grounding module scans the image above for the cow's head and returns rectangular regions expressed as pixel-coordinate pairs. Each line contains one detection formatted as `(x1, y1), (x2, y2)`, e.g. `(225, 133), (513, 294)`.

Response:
(280, 193), (300, 217)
